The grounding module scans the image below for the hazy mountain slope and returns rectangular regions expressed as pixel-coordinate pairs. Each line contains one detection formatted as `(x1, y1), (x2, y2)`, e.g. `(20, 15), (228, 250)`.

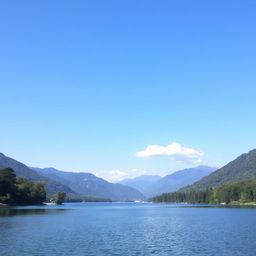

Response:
(0, 153), (76, 196)
(119, 175), (161, 196)
(147, 166), (217, 197)
(179, 149), (256, 192)
(32, 167), (145, 201)
(118, 166), (216, 197)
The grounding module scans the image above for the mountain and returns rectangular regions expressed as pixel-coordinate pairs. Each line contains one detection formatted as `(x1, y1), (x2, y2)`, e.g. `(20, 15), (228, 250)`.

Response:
(119, 175), (162, 196)
(0, 152), (145, 201)
(148, 166), (217, 197)
(31, 167), (145, 201)
(0, 153), (76, 196)
(179, 149), (256, 192)
(119, 166), (216, 198)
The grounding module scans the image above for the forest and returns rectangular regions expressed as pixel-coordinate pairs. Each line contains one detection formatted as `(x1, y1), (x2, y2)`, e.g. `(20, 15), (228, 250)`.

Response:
(0, 168), (46, 205)
(151, 179), (256, 204)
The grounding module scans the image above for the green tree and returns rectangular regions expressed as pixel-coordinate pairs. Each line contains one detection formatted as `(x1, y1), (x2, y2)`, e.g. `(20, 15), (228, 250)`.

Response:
(0, 168), (17, 203)
(16, 178), (46, 205)
(53, 192), (66, 205)
(0, 168), (46, 205)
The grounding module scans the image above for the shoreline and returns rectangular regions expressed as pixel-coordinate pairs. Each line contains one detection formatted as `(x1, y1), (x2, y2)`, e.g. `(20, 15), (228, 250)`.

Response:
(43, 202), (57, 206)
(0, 203), (47, 207)
(150, 201), (256, 207)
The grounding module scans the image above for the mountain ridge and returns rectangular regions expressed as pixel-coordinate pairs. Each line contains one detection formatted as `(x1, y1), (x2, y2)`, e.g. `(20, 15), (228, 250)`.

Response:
(0, 153), (77, 196)
(119, 175), (162, 197)
(119, 166), (217, 197)
(31, 167), (145, 201)
(0, 152), (145, 201)
(179, 149), (256, 192)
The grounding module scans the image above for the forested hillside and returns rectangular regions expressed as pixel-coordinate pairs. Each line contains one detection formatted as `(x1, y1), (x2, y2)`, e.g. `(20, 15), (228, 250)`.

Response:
(0, 153), (76, 196)
(151, 179), (256, 205)
(180, 149), (256, 192)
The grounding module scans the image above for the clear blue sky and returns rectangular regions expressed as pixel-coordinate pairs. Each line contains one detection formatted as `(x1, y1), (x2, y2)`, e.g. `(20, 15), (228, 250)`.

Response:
(1, 1), (256, 181)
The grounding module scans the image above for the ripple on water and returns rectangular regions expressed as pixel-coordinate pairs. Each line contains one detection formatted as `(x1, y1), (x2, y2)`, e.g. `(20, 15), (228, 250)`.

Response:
(0, 203), (256, 256)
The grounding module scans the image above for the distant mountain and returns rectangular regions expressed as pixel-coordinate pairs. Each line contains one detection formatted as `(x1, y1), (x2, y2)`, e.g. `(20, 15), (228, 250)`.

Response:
(179, 149), (256, 192)
(119, 166), (217, 198)
(119, 175), (161, 196)
(0, 153), (76, 196)
(149, 166), (217, 197)
(31, 167), (145, 201)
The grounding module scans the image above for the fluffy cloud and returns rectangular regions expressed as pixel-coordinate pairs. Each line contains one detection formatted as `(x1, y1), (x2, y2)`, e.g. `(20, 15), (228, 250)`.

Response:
(136, 142), (204, 163)
(94, 169), (147, 183)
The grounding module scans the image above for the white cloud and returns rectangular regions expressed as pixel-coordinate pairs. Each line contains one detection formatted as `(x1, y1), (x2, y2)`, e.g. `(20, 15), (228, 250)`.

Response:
(136, 142), (204, 163)
(94, 169), (148, 183)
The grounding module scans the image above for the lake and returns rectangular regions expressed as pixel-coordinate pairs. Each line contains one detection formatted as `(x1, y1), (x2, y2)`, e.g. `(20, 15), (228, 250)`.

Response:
(0, 202), (256, 256)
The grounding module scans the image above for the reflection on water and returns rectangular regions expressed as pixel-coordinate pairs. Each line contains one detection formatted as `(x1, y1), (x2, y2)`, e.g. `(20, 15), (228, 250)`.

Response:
(0, 203), (256, 256)
(177, 204), (256, 209)
(0, 208), (67, 217)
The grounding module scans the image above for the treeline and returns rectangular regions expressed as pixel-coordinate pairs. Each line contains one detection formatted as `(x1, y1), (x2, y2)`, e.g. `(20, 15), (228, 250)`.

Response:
(65, 196), (112, 203)
(0, 168), (46, 205)
(151, 179), (256, 204)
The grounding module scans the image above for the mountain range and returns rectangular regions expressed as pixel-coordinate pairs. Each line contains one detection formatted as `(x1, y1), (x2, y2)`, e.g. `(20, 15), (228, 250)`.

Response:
(31, 167), (145, 201)
(0, 153), (76, 196)
(0, 153), (144, 201)
(2, 148), (256, 201)
(119, 166), (217, 197)
(119, 175), (162, 197)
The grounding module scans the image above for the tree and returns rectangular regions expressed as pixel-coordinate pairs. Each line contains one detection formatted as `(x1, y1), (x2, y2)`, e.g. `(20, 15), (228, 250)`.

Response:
(0, 168), (46, 205)
(0, 168), (17, 203)
(15, 178), (46, 205)
(53, 192), (66, 205)
(151, 179), (256, 205)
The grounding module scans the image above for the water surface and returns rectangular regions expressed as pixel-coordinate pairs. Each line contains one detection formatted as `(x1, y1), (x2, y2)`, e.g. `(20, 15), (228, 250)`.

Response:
(0, 202), (255, 256)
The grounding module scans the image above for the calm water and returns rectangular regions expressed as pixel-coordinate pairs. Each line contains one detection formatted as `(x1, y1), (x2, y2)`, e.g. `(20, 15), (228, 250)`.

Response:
(0, 203), (256, 256)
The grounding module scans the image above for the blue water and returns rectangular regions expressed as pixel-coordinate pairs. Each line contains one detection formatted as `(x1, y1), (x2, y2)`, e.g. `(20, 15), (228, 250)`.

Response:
(0, 203), (256, 256)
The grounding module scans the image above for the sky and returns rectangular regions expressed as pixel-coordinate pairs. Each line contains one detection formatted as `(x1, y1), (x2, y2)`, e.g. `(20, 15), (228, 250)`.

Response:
(1, 0), (256, 182)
